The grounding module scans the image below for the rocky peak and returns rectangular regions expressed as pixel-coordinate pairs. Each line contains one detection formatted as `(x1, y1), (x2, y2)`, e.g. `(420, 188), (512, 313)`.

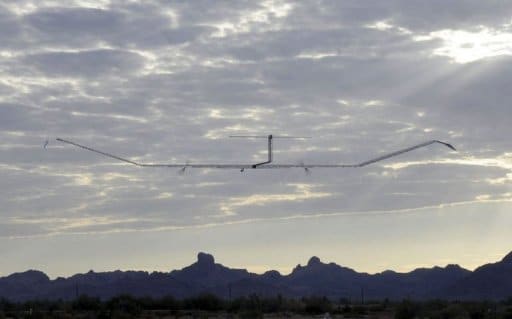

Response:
(307, 256), (322, 267)
(197, 252), (215, 266)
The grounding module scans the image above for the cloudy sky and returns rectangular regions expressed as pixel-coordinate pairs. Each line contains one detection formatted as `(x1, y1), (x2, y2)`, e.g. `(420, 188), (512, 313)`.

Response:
(1, 0), (512, 278)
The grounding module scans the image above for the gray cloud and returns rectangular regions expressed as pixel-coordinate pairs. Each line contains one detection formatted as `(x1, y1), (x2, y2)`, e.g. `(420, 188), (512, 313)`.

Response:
(1, 0), (511, 274)
(0, 5), (22, 44)
(23, 49), (144, 77)
(24, 5), (213, 48)
(287, 1), (512, 32)
(25, 7), (123, 39)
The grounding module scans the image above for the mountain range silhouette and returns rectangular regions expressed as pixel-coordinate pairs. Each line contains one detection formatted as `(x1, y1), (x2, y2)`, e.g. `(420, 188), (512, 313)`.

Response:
(1, 251), (511, 301)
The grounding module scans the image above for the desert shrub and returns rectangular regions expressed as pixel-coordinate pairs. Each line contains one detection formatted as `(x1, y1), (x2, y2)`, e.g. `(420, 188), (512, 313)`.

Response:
(467, 303), (487, 319)
(440, 304), (467, 319)
(366, 303), (386, 312)
(260, 295), (283, 313)
(227, 296), (245, 312)
(239, 309), (263, 319)
(106, 294), (142, 317)
(0, 298), (14, 312)
(503, 307), (512, 319)
(341, 304), (352, 313)
(183, 293), (223, 311)
(395, 300), (420, 319)
(229, 294), (262, 314)
(302, 296), (332, 315)
(136, 295), (179, 311)
(71, 295), (101, 311)
(352, 305), (368, 316)
(425, 299), (449, 312)
(244, 294), (262, 313)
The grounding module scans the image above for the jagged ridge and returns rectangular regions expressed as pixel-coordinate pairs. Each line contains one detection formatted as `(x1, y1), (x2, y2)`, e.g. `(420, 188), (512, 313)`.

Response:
(1, 251), (511, 301)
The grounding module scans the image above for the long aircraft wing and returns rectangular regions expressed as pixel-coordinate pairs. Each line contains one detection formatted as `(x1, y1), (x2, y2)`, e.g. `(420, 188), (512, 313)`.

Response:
(56, 138), (455, 169)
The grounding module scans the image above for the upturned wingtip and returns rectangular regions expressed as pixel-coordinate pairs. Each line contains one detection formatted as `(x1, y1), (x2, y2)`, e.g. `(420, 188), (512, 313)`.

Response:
(436, 140), (456, 151)
(446, 143), (456, 151)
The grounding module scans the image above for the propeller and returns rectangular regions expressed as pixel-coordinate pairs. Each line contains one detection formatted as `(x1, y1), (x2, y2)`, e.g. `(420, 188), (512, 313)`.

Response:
(178, 160), (190, 175)
(299, 161), (311, 175)
(43, 137), (49, 149)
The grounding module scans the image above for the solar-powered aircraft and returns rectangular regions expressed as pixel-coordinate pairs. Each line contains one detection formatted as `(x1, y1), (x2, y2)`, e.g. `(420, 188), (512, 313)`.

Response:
(55, 135), (456, 173)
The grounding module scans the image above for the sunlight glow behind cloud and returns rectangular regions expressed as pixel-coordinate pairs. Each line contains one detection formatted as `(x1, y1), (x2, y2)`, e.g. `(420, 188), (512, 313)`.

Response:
(1, 0), (511, 276)
(418, 27), (512, 63)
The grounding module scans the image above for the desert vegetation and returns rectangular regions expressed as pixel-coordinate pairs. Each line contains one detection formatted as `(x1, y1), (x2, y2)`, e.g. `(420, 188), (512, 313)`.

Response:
(1, 294), (512, 319)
